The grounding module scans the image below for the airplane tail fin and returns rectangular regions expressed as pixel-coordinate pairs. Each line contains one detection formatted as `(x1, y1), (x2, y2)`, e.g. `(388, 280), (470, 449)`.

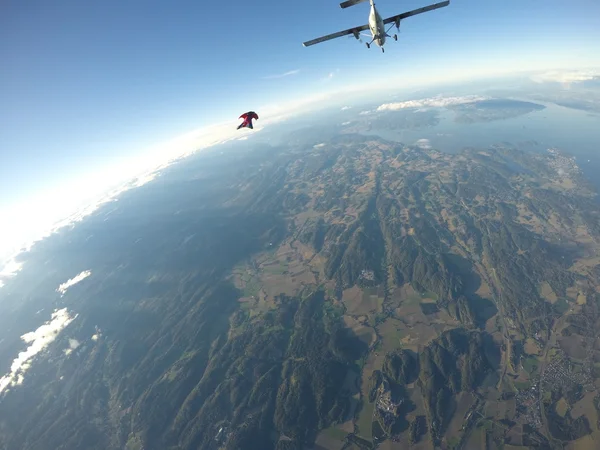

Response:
(340, 0), (368, 9)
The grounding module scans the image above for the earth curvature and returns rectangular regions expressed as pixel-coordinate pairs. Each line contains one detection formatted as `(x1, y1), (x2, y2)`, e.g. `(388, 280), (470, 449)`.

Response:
(1, 73), (600, 450)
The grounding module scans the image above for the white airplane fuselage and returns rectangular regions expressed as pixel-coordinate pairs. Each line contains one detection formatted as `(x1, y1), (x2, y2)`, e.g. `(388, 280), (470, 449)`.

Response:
(368, 0), (385, 47)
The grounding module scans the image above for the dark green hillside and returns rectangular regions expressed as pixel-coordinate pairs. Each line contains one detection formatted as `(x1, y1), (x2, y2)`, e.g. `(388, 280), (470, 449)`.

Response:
(1, 129), (599, 450)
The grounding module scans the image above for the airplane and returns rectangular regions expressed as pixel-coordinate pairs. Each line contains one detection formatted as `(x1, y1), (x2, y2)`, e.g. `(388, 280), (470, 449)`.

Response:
(303, 0), (450, 53)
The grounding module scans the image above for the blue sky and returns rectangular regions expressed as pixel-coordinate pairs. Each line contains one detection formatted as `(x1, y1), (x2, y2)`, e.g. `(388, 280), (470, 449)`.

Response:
(0, 0), (599, 257)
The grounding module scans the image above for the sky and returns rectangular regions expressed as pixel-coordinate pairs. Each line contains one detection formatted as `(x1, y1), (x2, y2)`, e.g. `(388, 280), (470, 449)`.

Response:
(1, 0), (599, 260)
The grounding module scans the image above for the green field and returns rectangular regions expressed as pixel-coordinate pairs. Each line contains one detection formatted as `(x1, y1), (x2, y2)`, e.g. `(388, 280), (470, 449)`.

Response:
(356, 401), (375, 442)
(522, 356), (539, 374)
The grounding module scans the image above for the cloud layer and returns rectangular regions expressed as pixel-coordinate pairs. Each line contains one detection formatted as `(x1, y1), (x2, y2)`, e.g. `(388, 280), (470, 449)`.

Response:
(0, 119), (272, 287)
(530, 69), (600, 84)
(1, 85), (354, 289)
(377, 95), (487, 111)
(0, 308), (77, 394)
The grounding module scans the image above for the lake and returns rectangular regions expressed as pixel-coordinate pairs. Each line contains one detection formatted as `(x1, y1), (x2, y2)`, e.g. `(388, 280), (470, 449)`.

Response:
(359, 101), (600, 192)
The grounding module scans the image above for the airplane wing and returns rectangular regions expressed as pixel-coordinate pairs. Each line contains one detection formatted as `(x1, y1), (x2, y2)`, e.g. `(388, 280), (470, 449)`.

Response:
(383, 0), (450, 25)
(303, 23), (370, 47)
(340, 0), (367, 8)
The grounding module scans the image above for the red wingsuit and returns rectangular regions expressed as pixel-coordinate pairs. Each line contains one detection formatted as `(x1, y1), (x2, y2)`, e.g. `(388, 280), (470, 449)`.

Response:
(237, 111), (259, 130)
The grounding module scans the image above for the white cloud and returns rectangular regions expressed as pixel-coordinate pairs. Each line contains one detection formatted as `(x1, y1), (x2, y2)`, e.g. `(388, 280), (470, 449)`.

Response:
(341, 121), (352, 125)
(56, 270), (91, 296)
(0, 308), (77, 394)
(0, 259), (24, 288)
(359, 110), (372, 115)
(313, 143), (326, 149)
(263, 69), (300, 80)
(91, 326), (102, 342)
(63, 338), (80, 356)
(131, 172), (157, 188)
(530, 69), (600, 84)
(341, 106), (352, 111)
(415, 138), (432, 150)
(377, 95), (487, 111)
